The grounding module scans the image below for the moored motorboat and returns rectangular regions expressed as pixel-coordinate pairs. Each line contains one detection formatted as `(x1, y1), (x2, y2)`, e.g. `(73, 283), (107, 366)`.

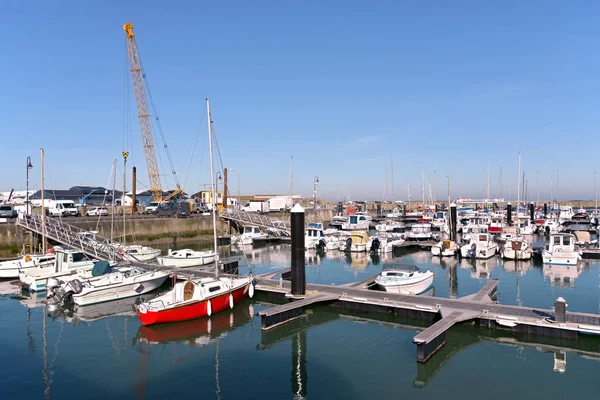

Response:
(46, 265), (170, 306)
(431, 239), (459, 257)
(375, 265), (434, 294)
(367, 233), (405, 253)
(157, 249), (216, 267)
(502, 237), (532, 260)
(460, 232), (498, 259)
(542, 233), (581, 265)
(18, 248), (100, 292)
(340, 231), (369, 252)
(231, 226), (268, 245)
(0, 252), (56, 279)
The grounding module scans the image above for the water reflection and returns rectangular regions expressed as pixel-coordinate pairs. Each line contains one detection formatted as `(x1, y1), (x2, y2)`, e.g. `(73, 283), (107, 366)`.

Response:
(136, 299), (254, 347)
(459, 258), (500, 280)
(543, 264), (583, 286)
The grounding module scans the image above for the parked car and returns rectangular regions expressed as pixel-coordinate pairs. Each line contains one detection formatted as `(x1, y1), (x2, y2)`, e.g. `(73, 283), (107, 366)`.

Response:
(0, 205), (17, 218)
(86, 207), (109, 217)
(144, 202), (161, 215)
(156, 201), (191, 218)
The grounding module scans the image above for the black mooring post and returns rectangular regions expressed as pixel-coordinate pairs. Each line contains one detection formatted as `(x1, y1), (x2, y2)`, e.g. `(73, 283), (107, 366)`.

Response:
(450, 202), (457, 242)
(544, 203), (548, 218)
(529, 203), (535, 223)
(507, 203), (513, 226)
(291, 203), (306, 296)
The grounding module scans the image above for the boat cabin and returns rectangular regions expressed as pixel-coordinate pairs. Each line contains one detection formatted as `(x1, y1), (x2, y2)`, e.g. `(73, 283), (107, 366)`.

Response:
(243, 226), (261, 235)
(546, 233), (576, 253)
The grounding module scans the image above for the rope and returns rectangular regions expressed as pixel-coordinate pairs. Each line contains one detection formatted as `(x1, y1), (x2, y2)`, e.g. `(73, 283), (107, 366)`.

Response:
(183, 108), (206, 192)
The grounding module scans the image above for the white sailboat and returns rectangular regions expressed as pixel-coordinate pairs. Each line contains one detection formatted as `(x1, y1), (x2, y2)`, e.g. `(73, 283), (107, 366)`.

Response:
(502, 152), (532, 260)
(157, 248), (217, 267)
(134, 98), (254, 326)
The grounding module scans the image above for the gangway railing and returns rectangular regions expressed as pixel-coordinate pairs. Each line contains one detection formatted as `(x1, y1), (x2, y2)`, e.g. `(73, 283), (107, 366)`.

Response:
(220, 210), (291, 235)
(17, 214), (122, 262)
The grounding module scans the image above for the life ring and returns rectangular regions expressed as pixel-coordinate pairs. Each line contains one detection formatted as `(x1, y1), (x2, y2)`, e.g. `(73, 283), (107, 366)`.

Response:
(118, 246), (125, 259)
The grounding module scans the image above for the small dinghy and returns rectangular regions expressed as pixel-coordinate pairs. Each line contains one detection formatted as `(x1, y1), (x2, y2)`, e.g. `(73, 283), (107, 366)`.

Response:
(375, 265), (434, 295)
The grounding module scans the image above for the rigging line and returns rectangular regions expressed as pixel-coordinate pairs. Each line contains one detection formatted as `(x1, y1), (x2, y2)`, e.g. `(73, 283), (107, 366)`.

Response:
(140, 57), (180, 189)
(183, 108), (207, 191)
(211, 123), (226, 175)
(197, 128), (208, 189)
(95, 164), (115, 232)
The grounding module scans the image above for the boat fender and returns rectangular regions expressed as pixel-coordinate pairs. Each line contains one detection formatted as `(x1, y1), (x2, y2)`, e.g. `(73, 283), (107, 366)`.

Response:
(25, 255), (31, 262)
(229, 294), (234, 309)
(118, 246), (125, 260)
(207, 299), (212, 316)
(249, 282), (255, 298)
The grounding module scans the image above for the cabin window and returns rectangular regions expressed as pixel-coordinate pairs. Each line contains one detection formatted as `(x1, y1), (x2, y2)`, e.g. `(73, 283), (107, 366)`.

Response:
(320, 231), (324, 237)
(72, 253), (88, 262)
(359, 216), (366, 221)
(387, 272), (397, 276)
(563, 236), (570, 246)
(554, 236), (561, 245)
(350, 216), (358, 224)
(208, 286), (220, 293)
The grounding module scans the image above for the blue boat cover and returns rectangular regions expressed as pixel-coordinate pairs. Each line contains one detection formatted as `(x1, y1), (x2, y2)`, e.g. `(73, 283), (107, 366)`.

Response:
(91, 260), (111, 277)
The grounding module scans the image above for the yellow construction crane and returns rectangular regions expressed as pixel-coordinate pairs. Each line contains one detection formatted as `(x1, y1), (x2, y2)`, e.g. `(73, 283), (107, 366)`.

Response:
(123, 22), (182, 203)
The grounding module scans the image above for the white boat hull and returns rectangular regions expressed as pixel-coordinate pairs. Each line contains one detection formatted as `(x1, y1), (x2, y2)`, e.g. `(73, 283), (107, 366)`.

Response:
(460, 244), (497, 259)
(376, 273), (434, 295)
(20, 266), (94, 292)
(542, 251), (580, 266)
(502, 248), (532, 260)
(0, 255), (56, 279)
(157, 254), (216, 267)
(72, 273), (169, 306)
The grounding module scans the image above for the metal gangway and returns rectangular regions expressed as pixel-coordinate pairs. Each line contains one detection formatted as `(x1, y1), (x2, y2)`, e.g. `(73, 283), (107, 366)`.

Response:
(220, 210), (291, 235)
(17, 214), (121, 262)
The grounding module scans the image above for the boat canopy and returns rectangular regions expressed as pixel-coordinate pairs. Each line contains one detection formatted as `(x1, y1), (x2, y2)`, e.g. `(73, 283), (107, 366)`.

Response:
(381, 263), (420, 272)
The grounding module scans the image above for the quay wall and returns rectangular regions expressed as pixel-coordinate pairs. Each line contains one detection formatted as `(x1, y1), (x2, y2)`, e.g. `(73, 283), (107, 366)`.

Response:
(0, 209), (334, 257)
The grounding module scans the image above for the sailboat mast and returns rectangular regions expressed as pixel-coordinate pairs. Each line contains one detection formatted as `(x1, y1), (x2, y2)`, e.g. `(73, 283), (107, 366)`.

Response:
(486, 162), (490, 206)
(433, 169), (436, 208)
(40, 148), (46, 253)
(207, 98), (219, 278)
(390, 156), (394, 204)
(122, 152), (128, 245)
(517, 151), (521, 233)
(111, 159), (117, 241)
(421, 169), (425, 208)
(595, 170), (597, 211)
(447, 175), (451, 236)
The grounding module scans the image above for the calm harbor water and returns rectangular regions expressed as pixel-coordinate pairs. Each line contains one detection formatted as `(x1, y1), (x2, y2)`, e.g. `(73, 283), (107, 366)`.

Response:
(2, 240), (600, 399)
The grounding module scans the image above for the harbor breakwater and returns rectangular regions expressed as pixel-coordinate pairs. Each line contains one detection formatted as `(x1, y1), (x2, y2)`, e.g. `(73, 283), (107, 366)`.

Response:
(0, 209), (334, 257)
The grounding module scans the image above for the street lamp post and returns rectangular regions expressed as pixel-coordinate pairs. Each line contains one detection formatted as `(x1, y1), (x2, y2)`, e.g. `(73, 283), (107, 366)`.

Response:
(229, 168), (241, 211)
(313, 176), (319, 211)
(26, 156), (33, 216)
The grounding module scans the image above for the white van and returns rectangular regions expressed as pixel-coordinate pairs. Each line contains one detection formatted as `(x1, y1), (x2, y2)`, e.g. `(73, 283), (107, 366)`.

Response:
(46, 200), (80, 217)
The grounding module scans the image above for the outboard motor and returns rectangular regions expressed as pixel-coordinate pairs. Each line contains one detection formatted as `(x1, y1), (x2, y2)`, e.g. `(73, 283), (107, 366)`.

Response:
(370, 237), (380, 253)
(46, 279), (84, 307)
(467, 243), (477, 258)
(345, 237), (353, 252)
(316, 239), (326, 251)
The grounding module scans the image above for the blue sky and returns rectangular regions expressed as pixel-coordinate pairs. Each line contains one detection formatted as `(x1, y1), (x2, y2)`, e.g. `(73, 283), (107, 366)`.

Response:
(1, 1), (600, 201)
